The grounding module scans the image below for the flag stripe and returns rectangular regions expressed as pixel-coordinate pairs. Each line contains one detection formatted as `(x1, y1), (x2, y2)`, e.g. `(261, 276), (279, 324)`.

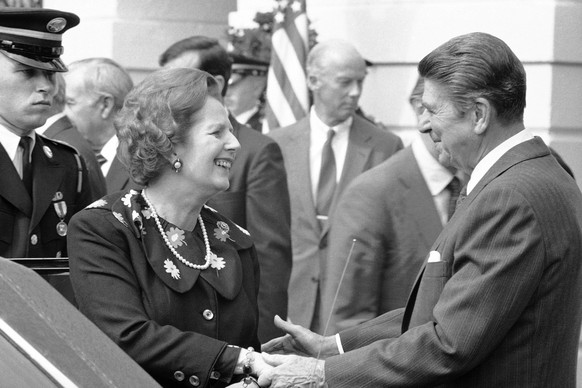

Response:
(263, 0), (310, 133)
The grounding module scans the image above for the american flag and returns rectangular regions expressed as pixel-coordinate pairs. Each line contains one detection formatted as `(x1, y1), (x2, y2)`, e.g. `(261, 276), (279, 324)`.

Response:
(263, 0), (310, 133)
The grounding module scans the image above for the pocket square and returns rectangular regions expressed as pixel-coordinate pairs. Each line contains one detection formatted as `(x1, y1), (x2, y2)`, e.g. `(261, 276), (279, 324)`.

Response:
(428, 251), (441, 263)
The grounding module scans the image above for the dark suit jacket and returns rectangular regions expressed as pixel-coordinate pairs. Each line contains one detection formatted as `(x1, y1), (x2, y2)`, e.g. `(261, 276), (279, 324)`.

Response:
(207, 117), (292, 342)
(43, 114), (107, 200)
(323, 147), (443, 334)
(269, 114), (403, 332)
(0, 134), (93, 258)
(68, 190), (260, 388)
(106, 154), (141, 194)
(325, 137), (582, 387)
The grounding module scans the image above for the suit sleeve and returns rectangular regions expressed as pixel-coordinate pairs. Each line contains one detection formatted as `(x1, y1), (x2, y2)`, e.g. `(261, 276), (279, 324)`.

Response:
(245, 140), (293, 342)
(325, 185), (546, 387)
(322, 174), (394, 334)
(68, 209), (237, 386)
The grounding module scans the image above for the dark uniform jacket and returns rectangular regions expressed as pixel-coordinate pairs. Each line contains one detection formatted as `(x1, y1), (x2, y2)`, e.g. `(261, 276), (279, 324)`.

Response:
(0, 133), (92, 258)
(68, 189), (261, 387)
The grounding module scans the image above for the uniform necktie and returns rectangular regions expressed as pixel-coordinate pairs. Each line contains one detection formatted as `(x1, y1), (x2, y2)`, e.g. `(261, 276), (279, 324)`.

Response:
(316, 129), (337, 218)
(447, 176), (461, 221)
(19, 136), (33, 196)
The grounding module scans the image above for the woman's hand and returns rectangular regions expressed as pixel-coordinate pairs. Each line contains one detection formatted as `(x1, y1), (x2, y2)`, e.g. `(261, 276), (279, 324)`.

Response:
(261, 315), (338, 358)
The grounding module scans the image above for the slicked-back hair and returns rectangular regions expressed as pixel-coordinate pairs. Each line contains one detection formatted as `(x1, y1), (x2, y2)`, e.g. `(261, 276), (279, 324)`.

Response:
(115, 68), (221, 185)
(67, 57), (134, 112)
(159, 35), (232, 97)
(418, 32), (526, 125)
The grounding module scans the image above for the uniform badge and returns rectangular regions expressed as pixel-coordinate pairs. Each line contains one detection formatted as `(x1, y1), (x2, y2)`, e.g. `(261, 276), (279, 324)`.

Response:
(43, 146), (53, 158)
(52, 192), (68, 236)
(46, 17), (67, 33)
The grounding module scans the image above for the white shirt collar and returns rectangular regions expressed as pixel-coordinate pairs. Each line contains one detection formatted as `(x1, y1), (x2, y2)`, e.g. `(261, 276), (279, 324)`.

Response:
(411, 133), (455, 196)
(0, 123), (36, 161)
(100, 135), (119, 176)
(467, 129), (533, 194)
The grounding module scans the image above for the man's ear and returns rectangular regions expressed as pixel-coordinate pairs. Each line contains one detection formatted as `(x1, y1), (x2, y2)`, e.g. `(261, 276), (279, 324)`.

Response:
(307, 74), (319, 91)
(214, 75), (226, 94)
(99, 93), (115, 120)
(473, 97), (491, 135)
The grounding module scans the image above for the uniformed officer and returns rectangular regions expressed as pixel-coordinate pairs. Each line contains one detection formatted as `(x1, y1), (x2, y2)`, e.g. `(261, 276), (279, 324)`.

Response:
(224, 53), (269, 132)
(0, 8), (93, 258)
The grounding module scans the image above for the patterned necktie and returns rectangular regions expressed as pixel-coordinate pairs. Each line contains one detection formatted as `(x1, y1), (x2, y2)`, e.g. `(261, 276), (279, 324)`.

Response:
(19, 136), (33, 196)
(447, 176), (461, 221)
(316, 129), (337, 217)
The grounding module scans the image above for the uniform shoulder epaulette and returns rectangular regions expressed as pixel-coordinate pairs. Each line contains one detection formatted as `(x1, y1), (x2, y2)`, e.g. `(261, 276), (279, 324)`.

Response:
(37, 132), (82, 155)
(37, 133), (84, 194)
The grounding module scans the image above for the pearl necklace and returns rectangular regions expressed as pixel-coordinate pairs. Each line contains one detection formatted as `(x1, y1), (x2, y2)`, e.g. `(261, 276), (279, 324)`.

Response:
(142, 189), (211, 270)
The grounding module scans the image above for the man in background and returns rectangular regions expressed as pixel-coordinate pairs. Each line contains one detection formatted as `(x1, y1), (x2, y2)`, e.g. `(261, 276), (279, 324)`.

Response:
(224, 53), (269, 132)
(159, 36), (292, 342)
(269, 39), (403, 334)
(64, 57), (136, 194)
(37, 73), (107, 199)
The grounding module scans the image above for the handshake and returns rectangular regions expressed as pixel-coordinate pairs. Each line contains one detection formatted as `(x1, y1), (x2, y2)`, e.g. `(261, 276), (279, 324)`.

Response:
(228, 315), (339, 388)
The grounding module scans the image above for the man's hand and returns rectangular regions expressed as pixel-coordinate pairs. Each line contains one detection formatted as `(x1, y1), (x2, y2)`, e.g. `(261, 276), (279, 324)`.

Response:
(261, 315), (338, 358)
(257, 353), (325, 388)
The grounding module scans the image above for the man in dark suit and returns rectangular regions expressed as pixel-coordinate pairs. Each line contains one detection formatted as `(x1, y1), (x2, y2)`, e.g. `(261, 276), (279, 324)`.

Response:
(63, 57), (135, 194)
(258, 32), (582, 388)
(322, 78), (464, 334)
(159, 36), (293, 342)
(0, 8), (93, 259)
(268, 39), (403, 334)
(37, 73), (107, 199)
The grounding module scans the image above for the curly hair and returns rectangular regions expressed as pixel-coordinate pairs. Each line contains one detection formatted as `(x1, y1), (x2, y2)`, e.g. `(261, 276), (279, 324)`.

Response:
(115, 68), (221, 185)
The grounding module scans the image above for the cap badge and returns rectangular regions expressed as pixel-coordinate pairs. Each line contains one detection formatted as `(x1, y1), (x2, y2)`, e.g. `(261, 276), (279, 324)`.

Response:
(43, 146), (53, 158)
(46, 17), (67, 33)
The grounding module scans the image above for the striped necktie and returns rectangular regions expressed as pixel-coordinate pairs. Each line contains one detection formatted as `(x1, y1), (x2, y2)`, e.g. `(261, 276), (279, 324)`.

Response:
(447, 176), (461, 221)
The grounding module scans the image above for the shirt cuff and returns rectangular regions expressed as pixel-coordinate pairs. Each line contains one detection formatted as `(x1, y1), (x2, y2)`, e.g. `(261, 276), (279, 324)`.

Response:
(335, 333), (344, 354)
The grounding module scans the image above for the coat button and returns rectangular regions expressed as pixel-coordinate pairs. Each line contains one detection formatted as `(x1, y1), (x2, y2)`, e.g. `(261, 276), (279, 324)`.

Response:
(189, 375), (200, 386)
(174, 371), (185, 381)
(30, 234), (38, 245)
(202, 309), (214, 320)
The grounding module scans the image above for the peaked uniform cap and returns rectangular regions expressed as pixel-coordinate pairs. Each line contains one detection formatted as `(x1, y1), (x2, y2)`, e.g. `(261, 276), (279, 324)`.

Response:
(230, 53), (269, 76)
(0, 7), (80, 72)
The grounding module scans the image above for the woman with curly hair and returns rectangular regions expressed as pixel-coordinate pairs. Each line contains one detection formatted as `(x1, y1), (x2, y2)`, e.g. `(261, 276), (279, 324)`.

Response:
(67, 68), (268, 387)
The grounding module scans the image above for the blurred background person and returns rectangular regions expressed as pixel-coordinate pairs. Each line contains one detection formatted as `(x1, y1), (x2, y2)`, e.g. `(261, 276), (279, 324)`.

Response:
(64, 57), (137, 194)
(68, 68), (269, 387)
(224, 53), (269, 132)
(159, 35), (292, 342)
(269, 39), (403, 334)
(37, 73), (107, 199)
(0, 8), (92, 259)
(322, 77), (465, 334)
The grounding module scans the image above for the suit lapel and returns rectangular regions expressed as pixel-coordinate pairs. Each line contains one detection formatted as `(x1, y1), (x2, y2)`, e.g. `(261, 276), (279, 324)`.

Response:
(106, 156), (130, 193)
(399, 149), (442, 248)
(290, 122), (318, 223)
(0, 144), (32, 216)
(30, 137), (66, 231)
(43, 115), (70, 138)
